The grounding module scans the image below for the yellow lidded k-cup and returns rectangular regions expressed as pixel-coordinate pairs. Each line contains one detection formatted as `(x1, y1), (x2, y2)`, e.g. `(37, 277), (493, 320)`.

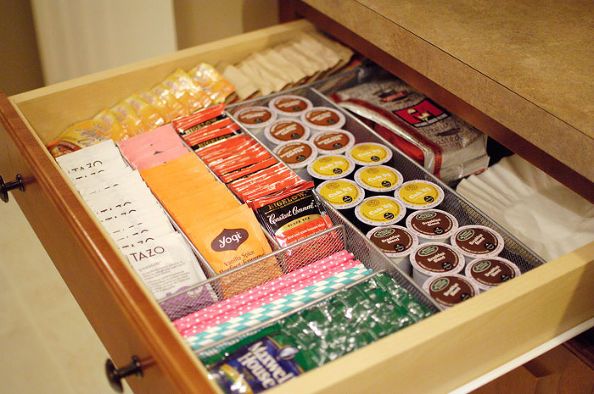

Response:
(395, 180), (444, 210)
(307, 154), (356, 183)
(354, 164), (403, 194)
(346, 142), (393, 166)
(354, 196), (406, 232)
(316, 179), (365, 210)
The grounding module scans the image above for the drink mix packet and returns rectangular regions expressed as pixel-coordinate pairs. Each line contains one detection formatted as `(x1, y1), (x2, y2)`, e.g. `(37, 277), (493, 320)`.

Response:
(189, 63), (236, 104)
(162, 69), (212, 113)
(123, 94), (166, 130)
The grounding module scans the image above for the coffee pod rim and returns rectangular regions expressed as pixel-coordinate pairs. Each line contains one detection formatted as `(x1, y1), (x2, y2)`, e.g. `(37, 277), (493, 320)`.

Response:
(354, 164), (403, 193)
(405, 208), (459, 241)
(306, 154), (356, 181)
(268, 94), (313, 118)
(234, 105), (278, 129)
(394, 179), (445, 210)
(365, 225), (419, 258)
(410, 242), (465, 277)
(451, 224), (505, 259)
(422, 273), (480, 308)
(300, 106), (347, 132)
(346, 142), (393, 166)
(273, 139), (318, 169)
(316, 178), (365, 210)
(354, 195), (406, 227)
(310, 129), (356, 155)
(465, 256), (521, 291)
(264, 118), (311, 145)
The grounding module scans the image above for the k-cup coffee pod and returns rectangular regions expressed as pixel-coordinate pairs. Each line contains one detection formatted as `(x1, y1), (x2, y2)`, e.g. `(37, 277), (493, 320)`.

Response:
(316, 179), (365, 211)
(310, 129), (355, 155)
(395, 180), (444, 210)
(354, 196), (406, 232)
(273, 140), (318, 169)
(406, 209), (459, 243)
(346, 142), (393, 166)
(268, 95), (313, 118)
(423, 274), (480, 308)
(465, 257), (521, 292)
(354, 164), (403, 194)
(264, 118), (311, 145)
(234, 106), (277, 130)
(301, 106), (346, 132)
(451, 225), (505, 262)
(366, 225), (419, 274)
(410, 243), (465, 287)
(307, 154), (356, 182)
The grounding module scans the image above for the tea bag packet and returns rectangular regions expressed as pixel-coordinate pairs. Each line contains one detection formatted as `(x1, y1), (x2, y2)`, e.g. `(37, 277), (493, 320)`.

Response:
(70, 166), (135, 194)
(124, 232), (209, 300)
(188, 63), (235, 104)
(56, 140), (127, 181)
(103, 214), (174, 245)
(162, 69), (212, 113)
(123, 94), (165, 130)
(118, 124), (186, 164)
(77, 170), (145, 199)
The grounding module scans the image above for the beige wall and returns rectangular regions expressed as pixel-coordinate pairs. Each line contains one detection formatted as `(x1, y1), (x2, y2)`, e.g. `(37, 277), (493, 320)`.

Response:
(0, 0), (44, 95)
(174, 0), (279, 49)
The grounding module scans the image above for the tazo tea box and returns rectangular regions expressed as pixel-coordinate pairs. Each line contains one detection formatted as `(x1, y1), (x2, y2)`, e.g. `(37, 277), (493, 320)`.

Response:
(406, 209), (458, 243)
(465, 257), (521, 292)
(410, 243), (465, 287)
(268, 95), (313, 118)
(451, 225), (505, 262)
(395, 180), (444, 210)
(366, 226), (418, 274)
(423, 274), (479, 309)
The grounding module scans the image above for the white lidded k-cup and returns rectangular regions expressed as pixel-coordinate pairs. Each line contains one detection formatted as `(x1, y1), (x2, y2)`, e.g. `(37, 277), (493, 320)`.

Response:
(422, 273), (480, 309)
(451, 225), (505, 263)
(234, 106), (277, 134)
(366, 226), (418, 275)
(410, 242), (465, 287)
(465, 257), (521, 292)
(268, 95), (313, 118)
(405, 209), (459, 244)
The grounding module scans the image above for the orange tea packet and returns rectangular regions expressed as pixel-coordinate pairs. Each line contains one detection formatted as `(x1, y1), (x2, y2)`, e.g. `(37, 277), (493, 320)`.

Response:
(163, 69), (212, 113)
(123, 94), (165, 129)
(111, 101), (145, 137)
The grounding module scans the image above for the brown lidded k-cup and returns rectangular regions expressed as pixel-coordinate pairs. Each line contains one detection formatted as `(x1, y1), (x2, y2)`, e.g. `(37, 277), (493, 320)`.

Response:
(451, 225), (505, 263)
(423, 274), (480, 309)
(264, 118), (311, 145)
(405, 209), (459, 244)
(234, 106), (277, 134)
(273, 140), (318, 170)
(268, 94), (313, 118)
(410, 242), (465, 287)
(301, 106), (346, 133)
(366, 225), (419, 275)
(465, 257), (521, 292)
(310, 129), (355, 155)
(306, 154), (356, 186)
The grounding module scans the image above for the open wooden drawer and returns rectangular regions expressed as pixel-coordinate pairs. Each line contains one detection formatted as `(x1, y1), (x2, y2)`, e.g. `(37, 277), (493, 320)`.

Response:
(0, 19), (592, 393)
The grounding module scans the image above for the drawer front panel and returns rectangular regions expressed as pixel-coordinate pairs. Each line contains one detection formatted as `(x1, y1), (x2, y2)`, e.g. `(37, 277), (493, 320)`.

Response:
(0, 94), (214, 393)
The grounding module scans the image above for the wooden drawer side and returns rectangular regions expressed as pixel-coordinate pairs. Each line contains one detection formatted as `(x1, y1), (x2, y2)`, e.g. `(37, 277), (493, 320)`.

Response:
(0, 93), (216, 393)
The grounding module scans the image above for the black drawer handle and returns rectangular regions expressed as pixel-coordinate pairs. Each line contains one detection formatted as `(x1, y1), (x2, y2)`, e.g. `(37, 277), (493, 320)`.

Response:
(0, 174), (24, 203)
(105, 356), (143, 392)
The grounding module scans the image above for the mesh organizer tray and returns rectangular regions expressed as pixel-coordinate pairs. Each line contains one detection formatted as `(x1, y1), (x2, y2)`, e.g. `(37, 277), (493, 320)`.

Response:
(226, 82), (545, 280)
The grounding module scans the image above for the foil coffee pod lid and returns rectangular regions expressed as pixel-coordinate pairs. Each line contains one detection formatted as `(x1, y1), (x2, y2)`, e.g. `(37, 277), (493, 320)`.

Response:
(354, 196), (406, 227)
(366, 225), (419, 258)
(316, 179), (365, 210)
(235, 106), (277, 129)
(264, 118), (311, 145)
(346, 142), (393, 166)
(451, 225), (505, 259)
(410, 242), (465, 277)
(307, 154), (355, 180)
(355, 165), (403, 193)
(465, 257), (521, 291)
(423, 274), (480, 308)
(310, 129), (355, 155)
(406, 209), (459, 240)
(268, 95), (313, 117)
(274, 140), (318, 169)
(301, 106), (346, 132)
(395, 180), (444, 210)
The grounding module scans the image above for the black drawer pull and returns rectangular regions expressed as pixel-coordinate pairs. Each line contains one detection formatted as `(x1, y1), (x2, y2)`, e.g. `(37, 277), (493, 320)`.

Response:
(0, 174), (24, 203)
(105, 356), (143, 392)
